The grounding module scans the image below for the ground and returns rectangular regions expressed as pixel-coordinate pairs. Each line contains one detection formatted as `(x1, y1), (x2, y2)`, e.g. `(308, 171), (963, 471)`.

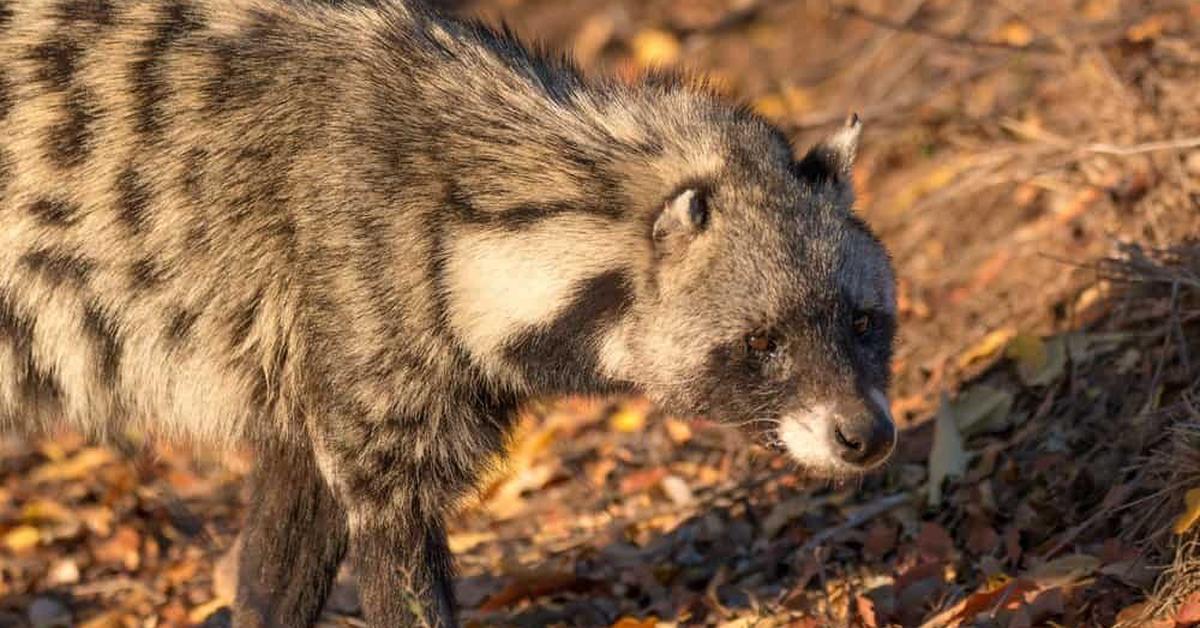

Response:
(2, 0), (1200, 626)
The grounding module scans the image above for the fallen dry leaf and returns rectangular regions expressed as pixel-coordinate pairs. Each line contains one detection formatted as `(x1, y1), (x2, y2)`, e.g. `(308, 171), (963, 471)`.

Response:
(480, 571), (585, 611)
(863, 520), (897, 560)
(917, 522), (956, 562)
(1126, 14), (1170, 42)
(928, 395), (968, 506)
(1007, 334), (1066, 387)
(77, 612), (134, 628)
(952, 578), (1041, 623)
(3, 525), (41, 552)
(958, 328), (1017, 369)
(93, 526), (141, 571)
(664, 418), (692, 443)
(188, 599), (227, 624)
(1115, 602), (1173, 628)
(31, 447), (115, 483)
(609, 399), (650, 433)
(659, 474), (693, 506)
(610, 617), (658, 628)
(20, 499), (76, 525)
(620, 467), (668, 495)
(1176, 591), (1200, 624)
(631, 29), (680, 67)
(995, 20), (1034, 46)
(448, 531), (496, 554)
(46, 559), (80, 586)
(1174, 488), (1200, 534)
(856, 594), (879, 628)
(953, 385), (1015, 436)
(1025, 553), (1100, 588)
(753, 94), (787, 121)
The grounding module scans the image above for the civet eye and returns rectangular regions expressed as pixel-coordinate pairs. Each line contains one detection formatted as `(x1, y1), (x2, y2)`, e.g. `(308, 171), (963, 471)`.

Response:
(852, 312), (872, 336)
(746, 332), (778, 357)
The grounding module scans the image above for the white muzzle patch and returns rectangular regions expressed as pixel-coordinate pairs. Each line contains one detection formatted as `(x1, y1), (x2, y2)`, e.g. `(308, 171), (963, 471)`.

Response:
(777, 403), (843, 473)
(776, 387), (895, 474)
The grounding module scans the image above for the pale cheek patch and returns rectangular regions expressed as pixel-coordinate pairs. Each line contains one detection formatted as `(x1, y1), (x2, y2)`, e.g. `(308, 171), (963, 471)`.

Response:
(777, 404), (842, 471)
(443, 216), (631, 368)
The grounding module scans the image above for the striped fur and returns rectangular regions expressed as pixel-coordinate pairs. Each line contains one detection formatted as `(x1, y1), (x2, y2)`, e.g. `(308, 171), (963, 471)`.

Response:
(0, 1), (896, 625)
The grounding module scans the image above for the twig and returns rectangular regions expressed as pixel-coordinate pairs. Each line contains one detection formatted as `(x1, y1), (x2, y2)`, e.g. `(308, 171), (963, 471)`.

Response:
(833, 3), (1060, 54)
(1142, 281), (1181, 416)
(786, 56), (1013, 130)
(71, 576), (151, 597)
(1041, 473), (1143, 558)
(798, 492), (910, 555)
(1172, 282), (1193, 375)
(1081, 137), (1200, 157)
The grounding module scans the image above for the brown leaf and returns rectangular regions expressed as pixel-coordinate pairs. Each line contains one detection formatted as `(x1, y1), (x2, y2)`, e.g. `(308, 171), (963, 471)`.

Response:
(1174, 487), (1200, 534)
(1126, 14), (1170, 42)
(928, 395), (968, 506)
(213, 541), (239, 603)
(664, 418), (692, 443)
(967, 519), (1000, 555)
(620, 468), (668, 495)
(1007, 334), (1067, 388)
(572, 14), (616, 66)
(78, 506), (115, 537)
(1025, 553), (1100, 589)
(609, 399), (650, 433)
(952, 579), (1040, 623)
(20, 499), (76, 525)
(659, 474), (693, 506)
(895, 560), (946, 596)
(188, 599), (228, 624)
(78, 612), (134, 628)
(994, 20), (1034, 47)
(1004, 526), (1023, 565)
(631, 29), (680, 67)
(856, 595), (879, 628)
(1024, 587), (1066, 622)
(46, 559), (80, 586)
(863, 520), (896, 560)
(917, 522), (955, 562)
(3, 525), (40, 553)
(31, 447), (115, 483)
(587, 458), (616, 488)
(448, 531), (495, 555)
(958, 328), (1016, 369)
(93, 526), (141, 571)
(1176, 592), (1200, 624)
(1115, 602), (1171, 628)
(163, 559), (200, 588)
(157, 603), (189, 627)
(480, 571), (584, 611)
(610, 617), (658, 628)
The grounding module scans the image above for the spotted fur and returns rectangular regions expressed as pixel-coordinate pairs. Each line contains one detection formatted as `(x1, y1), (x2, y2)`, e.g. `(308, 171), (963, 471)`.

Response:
(0, 1), (896, 625)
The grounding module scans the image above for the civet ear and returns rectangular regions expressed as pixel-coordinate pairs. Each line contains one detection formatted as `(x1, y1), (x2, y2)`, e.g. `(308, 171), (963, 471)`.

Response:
(652, 188), (708, 257)
(792, 113), (862, 187)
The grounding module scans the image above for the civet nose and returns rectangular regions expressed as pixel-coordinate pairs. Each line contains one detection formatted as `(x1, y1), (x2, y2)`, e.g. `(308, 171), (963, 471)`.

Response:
(832, 413), (896, 468)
